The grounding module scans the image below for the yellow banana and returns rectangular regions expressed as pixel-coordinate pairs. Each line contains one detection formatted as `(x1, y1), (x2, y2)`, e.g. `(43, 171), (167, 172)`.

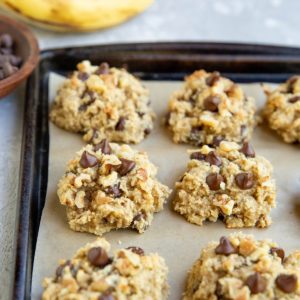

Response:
(0, 0), (154, 32)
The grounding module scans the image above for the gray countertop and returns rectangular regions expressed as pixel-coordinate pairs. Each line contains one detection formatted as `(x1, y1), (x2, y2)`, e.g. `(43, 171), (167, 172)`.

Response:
(1, 0), (300, 298)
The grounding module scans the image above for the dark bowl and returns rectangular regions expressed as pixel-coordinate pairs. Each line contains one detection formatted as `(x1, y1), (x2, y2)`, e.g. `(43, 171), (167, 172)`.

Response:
(0, 14), (39, 99)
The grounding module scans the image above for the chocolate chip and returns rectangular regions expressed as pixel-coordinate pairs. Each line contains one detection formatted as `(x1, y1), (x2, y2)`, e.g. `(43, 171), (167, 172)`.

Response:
(212, 136), (224, 147)
(203, 95), (221, 112)
(115, 117), (126, 131)
(94, 139), (112, 154)
(87, 247), (110, 268)
(206, 71), (220, 86)
(289, 96), (300, 103)
(235, 173), (255, 190)
(116, 158), (136, 176)
(270, 247), (285, 261)
(215, 237), (237, 255)
(245, 273), (267, 294)
(77, 72), (89, 81)
(79, 151), (98, 168)
(190, 152), (206, 160)
(138, 112), (145, 118)
(99, 294), (114, 300)
(144, 128), (151, 136)
(0, 34), (13, 48)
(240, 142), (255, 157)
(206, 173), (224, 190)
(106, 183), (122, 198)
(275, 274), (298, 293)
(205, 151), (222, 167)
(95, 62), (110, 75)
(78, 104), (88, 111)
(55, 265), (64, 277)
(126, 246), (145, 256)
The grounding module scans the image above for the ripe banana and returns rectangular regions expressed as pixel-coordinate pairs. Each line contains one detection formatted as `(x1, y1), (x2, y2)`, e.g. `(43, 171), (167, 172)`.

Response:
(0, 0), (154, 32)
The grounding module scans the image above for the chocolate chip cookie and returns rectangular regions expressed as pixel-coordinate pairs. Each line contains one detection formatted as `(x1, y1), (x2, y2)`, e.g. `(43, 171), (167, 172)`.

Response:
(50, 60), (154, 144)
(42, 238), (169, 299)
(263, 76), (300, 143)
(173, 141), (276, 228)
(166, 70), (256, 146)
(183, 233), (300, 300)
(57, 140), (171, 235)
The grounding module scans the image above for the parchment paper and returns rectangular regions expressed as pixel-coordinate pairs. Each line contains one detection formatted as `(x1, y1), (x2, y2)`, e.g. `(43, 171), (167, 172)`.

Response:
(31, 74), (300, 299)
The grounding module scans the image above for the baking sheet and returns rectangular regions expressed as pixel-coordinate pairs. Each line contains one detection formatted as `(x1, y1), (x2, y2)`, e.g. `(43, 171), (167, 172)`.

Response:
(31, 74), (300, 299)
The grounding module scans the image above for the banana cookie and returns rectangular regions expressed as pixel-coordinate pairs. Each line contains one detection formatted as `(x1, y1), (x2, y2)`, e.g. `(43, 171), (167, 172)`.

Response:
(166, 70), (256, 146)
(263, 76), (300, 143)
(183, 233), (300, 300)
(42, 238), (169, 300)
(50, 60), (154, 144)
(173, 141), (276, 228)
(57, 140), (171, 235)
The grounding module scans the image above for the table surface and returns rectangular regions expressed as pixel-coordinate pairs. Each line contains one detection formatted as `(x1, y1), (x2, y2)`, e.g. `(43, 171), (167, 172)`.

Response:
(1, 0), (300, 298)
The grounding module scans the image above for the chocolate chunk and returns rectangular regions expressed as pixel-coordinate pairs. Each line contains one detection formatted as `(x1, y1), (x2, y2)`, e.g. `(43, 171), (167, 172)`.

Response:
(144, 128), (151, 136)
(78, 104), (88, 111)
(235, 172), (255, 190)
(138, 112), (145, 118)
(275, 274), (298, 293)
(115, 117), (126, 131)
(95, 62), (110, 75)
(126, 246), (145, 256)
(206, 72), (220, 86)
(245, 273), (267, 294)
(116, 158), (136, 176)
(55, 265), (64, 277)
(0, 34), (13, 48)
(206, 173), (224, 190)
(94, 139), (112, 154)
(270, 247), (285, 261)
(99, 294), (114, 300)
(205, 151), (222, 167)
(190, 152), (206, 160)
(212, 136), (224, 147)
(106, 183), (122, 198)
(87, 247), (110, 268)
(79, 151), (98, 168)
(289, 96), (300, 103)
(215, 236), (237, 255)
(203, 95), (221, 112)
(77, 72), (89, 81)
(240, 142), (255, 157)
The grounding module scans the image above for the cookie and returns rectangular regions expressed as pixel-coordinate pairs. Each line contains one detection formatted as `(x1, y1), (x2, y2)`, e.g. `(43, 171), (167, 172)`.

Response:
(183, 233), (300, 300)
(50, 60), (154, 144)
(173, 141), (276, 228)
(42, 238), (169, 300)
(263, 76), (300, 143)
(57, 140), (171, 235)
(166, 70), (256, 146)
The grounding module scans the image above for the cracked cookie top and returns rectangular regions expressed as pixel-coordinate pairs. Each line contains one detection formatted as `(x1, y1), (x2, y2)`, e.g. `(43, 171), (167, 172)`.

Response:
(50, 60), (154, 144)
(57, 140), (171, 236)
(166, 70), (256, 146)
(42, 238), (169, 300)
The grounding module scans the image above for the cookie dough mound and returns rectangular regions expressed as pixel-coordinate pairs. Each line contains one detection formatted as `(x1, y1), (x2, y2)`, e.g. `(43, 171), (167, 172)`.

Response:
(166, 70), (256, 146)
(42, 238), (169, 300)
(50, 60), (154, 144)
(263, 76), (300, 143)
(173, 141), (276, 228)
(58, 140), (171, 235)
(183, 233), (300, 300)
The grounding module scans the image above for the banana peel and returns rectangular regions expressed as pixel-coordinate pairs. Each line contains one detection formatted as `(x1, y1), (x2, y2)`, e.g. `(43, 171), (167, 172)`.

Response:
(0, 0), (154, 32)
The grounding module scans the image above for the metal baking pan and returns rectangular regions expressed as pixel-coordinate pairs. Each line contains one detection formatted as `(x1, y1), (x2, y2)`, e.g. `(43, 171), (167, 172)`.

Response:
(12, 42), (300, 299)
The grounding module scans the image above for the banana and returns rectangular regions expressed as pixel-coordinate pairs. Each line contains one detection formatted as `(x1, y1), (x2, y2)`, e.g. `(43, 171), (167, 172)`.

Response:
(0, 0), (154, 32)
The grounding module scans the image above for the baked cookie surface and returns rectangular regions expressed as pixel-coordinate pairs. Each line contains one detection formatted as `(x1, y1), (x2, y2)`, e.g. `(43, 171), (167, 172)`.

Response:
(58, 140), (171, 235)
(173, 141), (276, 228)
(50, 60), (154, 144)
(183, 233), (300, 300)
(166, 70), (256, 146)
(42, 238), (169, 300)
(263, 76), (300, 143)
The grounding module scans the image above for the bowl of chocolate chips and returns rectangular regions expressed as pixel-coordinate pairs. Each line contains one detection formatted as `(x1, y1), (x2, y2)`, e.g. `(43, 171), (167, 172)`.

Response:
(0, 15), (39, 99)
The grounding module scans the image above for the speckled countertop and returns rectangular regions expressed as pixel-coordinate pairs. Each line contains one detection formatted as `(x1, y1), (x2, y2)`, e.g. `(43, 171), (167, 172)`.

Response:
(1, 0), (300, 298)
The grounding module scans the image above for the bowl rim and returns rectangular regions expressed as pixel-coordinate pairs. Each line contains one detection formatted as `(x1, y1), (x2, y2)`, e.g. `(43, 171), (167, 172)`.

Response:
(0, 14), (39, 89)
